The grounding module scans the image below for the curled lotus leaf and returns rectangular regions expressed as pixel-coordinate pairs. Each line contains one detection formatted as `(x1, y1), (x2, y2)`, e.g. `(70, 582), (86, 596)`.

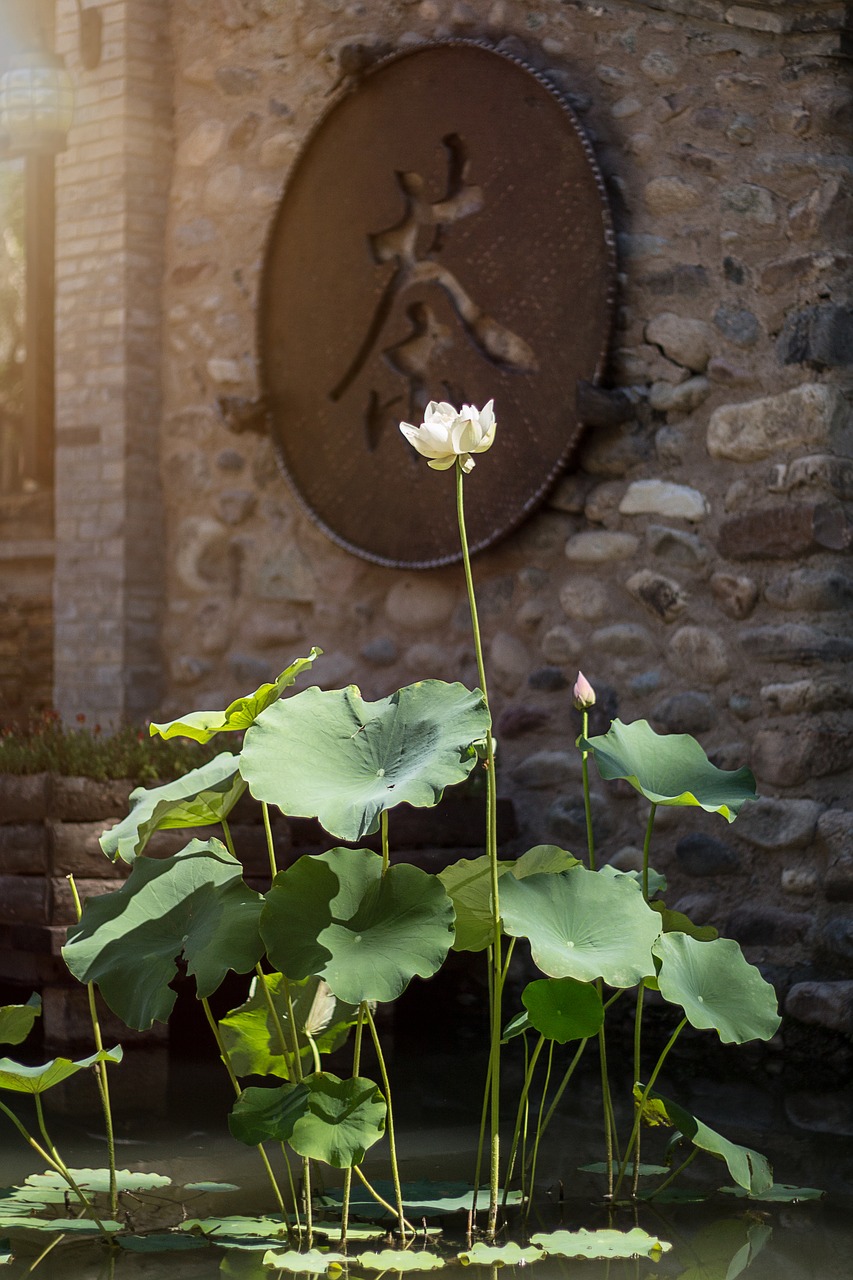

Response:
(649, 1091), (773, 1195)
(0, 1047), (123, 1095)
(261, 848), (455, 1004)
(580, 719), (757, 821)
(149, 649), (321, 743)
(261, 1250), (347, 1274)
(653, 933), (781, 1044)
(99, 752), (246, 864)
(0, 995), (41, 1047)
(63, 839), (264, 1029)
(240, 680), (490, 841)
(459, 1242), (545, 1267)
(356, 1250), (445, 1270)
(531, 1228), (671, 1260)
(500, 865), (662, 988)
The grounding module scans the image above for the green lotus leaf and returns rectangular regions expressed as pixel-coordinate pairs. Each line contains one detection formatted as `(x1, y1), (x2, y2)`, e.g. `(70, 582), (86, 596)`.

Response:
(0, 995), (41, 1046)
(720, 1183), (823, 1202)
(653, 933), (781, 1043)
(261, 1249), (347, 1273)
(320, 1182), (522, 1219)
(580, 719), (757, 821)
(63, 839), (264, 1028)
(521, 977), (604, 1043)
(437, 856), (514, 953)
(0, 1047), (122, 1095)
(12, 1169), (170, 1200)
(240, 680), (490, 841)
(357, 1250), (445, 1270)
(219, 973), (359, 1080)
(100, 752), (247, 864)
(531, 1228), (671, 1260)
(0, 1242), (10, 1265)
(513, 845), (580, 878)
(0, 1216), (122, 1234)
(459, 1242), (544, 1266)
(599, 864), (667, 899)
(230, 1073), (386, 1169)
(262, 848), (455, 1004)
(502, 1009), (530, 1041)
(649, 1091), (773, 1194)
(179, 1215), (291, 1239)
(500, 866), (662, 987)
(149, 649), (321, 743)
(650, 901), (718, 941)
(118, 1234), (208, 1253)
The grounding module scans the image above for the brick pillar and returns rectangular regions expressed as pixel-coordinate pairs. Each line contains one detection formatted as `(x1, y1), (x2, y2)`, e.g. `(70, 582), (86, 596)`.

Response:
(53, 0), (172, 726)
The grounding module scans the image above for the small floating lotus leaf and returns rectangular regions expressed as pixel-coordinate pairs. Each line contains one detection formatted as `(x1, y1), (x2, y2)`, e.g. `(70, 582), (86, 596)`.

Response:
(580, 719), (756, 821)
(579, 1162), (669, 1177)
(230, 1073), (386, 1169)
(118, 1234), (208, 1252)
(653, 933), (781, 1043)
(500, 866), (661, 987)
(100, 753), (246, 864)
(182, 1181), (240, 1193)
(650, 1091), (773, 1194)
(521, 977), (603, 1043)
(0, 995), (41, 1046)
(149, 650), (321, 743)
(261, 1249), (347, 1274)
(63, 839), (264, 1028)
(531, 1227), (671, 1260)
(459, 1242), (545, 1266)
(241, 680), (490, 842)
(17, 1169), (171, 1198)
(262, 848), (454, 1004)
(720, 1183), (823, 1202)
(179, 1215), (290, 1239)
(0, 1047), (123, 1095)
(220, 973), (358, 1080)
(0, 1243), (10, 1265)
(356, 1251), (446, 1271)
(321, 1182), (521, 1219)
(0, 1217), (122, 1234)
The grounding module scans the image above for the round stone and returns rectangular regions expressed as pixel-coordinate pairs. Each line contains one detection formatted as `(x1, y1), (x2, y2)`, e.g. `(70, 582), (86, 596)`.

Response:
(645, 312), (713, 372)
(667, 627), (730, 684)
(559, 577), (611, 622)
(541, 624), (581, 665)
(644, 176), (702, 214)
(513, 750), (581, 789)
(385, 578), (457, 629)
(565, 531), (639, 562)
(619, 479), (709, 522)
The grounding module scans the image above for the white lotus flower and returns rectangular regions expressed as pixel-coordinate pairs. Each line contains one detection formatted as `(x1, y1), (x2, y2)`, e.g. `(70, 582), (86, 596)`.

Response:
(400, 399), (496, 473)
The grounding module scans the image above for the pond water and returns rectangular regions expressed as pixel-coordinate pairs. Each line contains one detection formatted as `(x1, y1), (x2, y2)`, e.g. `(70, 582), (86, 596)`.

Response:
(1, 1041), (852, 1280)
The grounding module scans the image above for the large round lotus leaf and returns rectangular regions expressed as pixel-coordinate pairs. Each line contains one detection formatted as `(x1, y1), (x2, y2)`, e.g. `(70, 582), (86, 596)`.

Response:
(500, 867), (661, 987)
(63, 840), (265, 1029)
(240, 681), (490, 841)
(521, 977), (603, 1043)
(219, 973), (358, 1080)
(230, 1072), (386, 1169)
(531, 1228), (671, 1260)
(261, 848), (455, 1004)
(149, 649), (321, 743)
(99, 753), (247, 864)
(580, 719), (756, 821)
(653, 933), (780, 1044)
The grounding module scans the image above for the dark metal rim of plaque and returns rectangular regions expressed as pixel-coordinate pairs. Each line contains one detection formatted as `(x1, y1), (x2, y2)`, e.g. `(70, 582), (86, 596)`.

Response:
(257, 38), (618, 570)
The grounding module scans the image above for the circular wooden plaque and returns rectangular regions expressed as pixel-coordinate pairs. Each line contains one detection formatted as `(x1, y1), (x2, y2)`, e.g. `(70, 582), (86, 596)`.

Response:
(258, 41), (616, 567)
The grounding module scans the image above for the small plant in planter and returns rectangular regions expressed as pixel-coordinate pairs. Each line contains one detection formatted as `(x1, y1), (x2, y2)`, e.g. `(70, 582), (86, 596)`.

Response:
(0, 401), (819, 1272)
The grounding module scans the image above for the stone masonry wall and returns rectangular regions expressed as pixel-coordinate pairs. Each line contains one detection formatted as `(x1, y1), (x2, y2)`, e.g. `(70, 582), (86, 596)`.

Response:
(52, 0), (852, 1044)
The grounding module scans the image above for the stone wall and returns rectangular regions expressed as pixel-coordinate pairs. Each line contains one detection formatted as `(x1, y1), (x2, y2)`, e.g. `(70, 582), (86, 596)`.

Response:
(51, 0), (852, 1041)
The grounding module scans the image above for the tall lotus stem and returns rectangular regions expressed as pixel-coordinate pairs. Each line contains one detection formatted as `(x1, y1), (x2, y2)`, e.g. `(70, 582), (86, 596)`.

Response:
(364, 1003), (409, 1240)
(456, 458), (502, 1237)
(68, 874), (117, 1217)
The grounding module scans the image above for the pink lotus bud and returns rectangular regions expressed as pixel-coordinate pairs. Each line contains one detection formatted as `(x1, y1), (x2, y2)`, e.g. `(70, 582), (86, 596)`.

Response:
(572, 671), (596, 711)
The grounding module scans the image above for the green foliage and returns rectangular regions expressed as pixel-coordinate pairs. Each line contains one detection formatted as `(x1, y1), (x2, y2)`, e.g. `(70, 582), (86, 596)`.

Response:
(531, 1227), (672, 1260)
(649, 1092), (774, 1195)
(0, 1047), (123, 1095)
(580, 719), (757, 821)
(63, 839), (264, 1028)
(439, 846), (578, 953)
(262, 848), (455, 1004)
(0, 711), (218, 782)
(521, 977), (604, 1043)
(240, 680), (490, 841)
(459, 1242), (545, 1266)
